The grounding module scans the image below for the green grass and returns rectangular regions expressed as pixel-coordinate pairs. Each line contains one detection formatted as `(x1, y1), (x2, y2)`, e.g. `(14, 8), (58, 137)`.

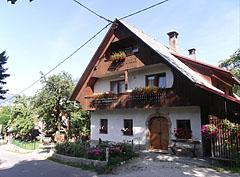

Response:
(210, 165), (240, 174)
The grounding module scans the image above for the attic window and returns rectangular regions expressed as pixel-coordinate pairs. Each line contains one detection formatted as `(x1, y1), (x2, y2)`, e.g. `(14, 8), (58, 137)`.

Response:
(106, 45), (139, 60)
(125, 45), (139, 56)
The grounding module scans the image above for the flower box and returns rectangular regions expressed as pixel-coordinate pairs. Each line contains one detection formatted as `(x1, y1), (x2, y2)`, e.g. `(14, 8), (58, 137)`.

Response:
(99, 126), (107, 134)
(131, 86), (163, 96)
(121, 128), (132, 136)
(92, 91), (116, 100)
(173, 128), (192, 139)
(110, 51), (126, 63)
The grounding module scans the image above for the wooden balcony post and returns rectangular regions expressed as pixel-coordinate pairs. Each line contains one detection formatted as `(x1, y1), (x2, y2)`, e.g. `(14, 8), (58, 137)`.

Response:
(125, 70), (128, 91)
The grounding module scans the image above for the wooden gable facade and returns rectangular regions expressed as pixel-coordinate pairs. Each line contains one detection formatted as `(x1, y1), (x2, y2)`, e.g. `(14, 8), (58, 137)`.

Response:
(70, 19), (240, 156)
(70, 19), (240, 121)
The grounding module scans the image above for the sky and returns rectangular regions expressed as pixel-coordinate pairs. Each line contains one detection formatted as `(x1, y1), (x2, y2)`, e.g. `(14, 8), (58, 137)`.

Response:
(0, 0), (239, 100)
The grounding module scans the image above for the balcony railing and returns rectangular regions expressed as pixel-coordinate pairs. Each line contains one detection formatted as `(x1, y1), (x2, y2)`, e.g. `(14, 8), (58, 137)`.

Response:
(128, 92), (166, 107)
(85, 91), (168, 110)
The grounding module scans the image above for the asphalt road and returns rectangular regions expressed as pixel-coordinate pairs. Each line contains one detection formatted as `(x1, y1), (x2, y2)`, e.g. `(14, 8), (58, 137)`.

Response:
(0, 144), (96, 177)
(1, 144), (239, 177)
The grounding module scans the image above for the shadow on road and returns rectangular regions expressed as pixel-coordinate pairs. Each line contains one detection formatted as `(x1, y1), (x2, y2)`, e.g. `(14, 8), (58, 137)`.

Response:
(0, 158), (95, 177)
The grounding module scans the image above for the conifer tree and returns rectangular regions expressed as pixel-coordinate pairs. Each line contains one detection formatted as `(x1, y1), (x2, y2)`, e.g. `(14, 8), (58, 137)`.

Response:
(0, 51), (10, 99)
(8, 0), (33, 4)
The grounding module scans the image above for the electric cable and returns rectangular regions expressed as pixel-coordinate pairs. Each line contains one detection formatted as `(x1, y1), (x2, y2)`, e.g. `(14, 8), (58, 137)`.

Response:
(1, 1), (169, 105)
(0, 23), (111, 105)
(120, 0), (168, 20)
(73, 0), (113, 23)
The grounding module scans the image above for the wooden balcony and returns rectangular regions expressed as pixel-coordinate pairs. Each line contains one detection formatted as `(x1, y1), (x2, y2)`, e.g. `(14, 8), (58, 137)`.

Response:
(84, 89), (180, 110)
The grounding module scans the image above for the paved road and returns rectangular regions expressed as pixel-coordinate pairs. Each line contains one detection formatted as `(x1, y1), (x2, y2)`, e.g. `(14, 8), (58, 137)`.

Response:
(0, 144), (96, 177)
(1, 145), (239, 177)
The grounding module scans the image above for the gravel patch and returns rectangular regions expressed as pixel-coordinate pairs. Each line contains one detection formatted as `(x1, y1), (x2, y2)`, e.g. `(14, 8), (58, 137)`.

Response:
(99, 151), (240, 177)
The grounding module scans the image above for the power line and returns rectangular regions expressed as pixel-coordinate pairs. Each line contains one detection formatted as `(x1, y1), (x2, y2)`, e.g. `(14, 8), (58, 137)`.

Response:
(73, 0), (113, 23)
(1, 1), (169, 105)
(0, 23), (111, 106)
(120, 0), (168, 20)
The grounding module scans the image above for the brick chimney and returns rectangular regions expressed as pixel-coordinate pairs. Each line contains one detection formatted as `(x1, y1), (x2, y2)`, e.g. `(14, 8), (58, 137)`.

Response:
(167, 31), (179, 53)
(188, 48), (196, 59)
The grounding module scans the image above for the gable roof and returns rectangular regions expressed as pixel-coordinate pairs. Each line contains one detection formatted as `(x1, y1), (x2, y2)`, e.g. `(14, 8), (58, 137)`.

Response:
(171, 52), (240, 85)
(70, 18), (240, 104)
(118, 19), (224, 92)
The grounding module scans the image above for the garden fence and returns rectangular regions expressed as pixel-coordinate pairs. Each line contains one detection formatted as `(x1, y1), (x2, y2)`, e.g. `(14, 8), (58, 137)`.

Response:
(11, 139), (39, 150)
(209, 117), (240, 162)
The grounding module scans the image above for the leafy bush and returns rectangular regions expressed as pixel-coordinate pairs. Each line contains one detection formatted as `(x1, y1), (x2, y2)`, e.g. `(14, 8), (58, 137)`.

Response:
(87, 149), (105, 161)
(55, 141), (138, 163)
(55, 141), (88, 158)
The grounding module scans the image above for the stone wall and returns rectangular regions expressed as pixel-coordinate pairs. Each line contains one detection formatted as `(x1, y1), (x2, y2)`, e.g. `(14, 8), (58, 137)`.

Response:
(52, 153), (107, 167)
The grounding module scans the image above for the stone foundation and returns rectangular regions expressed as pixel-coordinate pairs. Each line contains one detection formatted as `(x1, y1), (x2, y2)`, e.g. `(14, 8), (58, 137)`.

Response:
(52, 153), (107, 167)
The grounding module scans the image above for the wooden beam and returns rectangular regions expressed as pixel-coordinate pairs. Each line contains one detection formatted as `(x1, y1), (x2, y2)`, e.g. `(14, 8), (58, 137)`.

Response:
(125, 70), (128, 91)
(211, 74), (233, 87)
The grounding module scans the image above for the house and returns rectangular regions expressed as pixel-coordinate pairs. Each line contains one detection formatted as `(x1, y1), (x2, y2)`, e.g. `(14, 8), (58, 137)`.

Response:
(70, 19), (240, 156)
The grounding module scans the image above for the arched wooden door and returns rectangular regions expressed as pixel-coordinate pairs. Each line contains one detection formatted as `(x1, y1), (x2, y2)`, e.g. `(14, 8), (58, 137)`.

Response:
(149, 117), (169, 150)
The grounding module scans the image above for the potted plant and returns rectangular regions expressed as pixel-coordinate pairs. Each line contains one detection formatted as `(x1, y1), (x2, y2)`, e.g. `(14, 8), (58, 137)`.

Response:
(99, 126), (107, 134)
(131, 86), (163, 96)
(110, 51), (126, 63)
(173, 128), (192, 139)
(201, 124), (219, 139)
(92, 91), (116, 100)
(121, 128), (132, 135)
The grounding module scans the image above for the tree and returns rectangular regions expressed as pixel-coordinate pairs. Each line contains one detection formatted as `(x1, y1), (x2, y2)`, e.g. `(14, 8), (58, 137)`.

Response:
(0, 51), (10, 99)
(33, 71), (80, 142)
(219, 48), (240, 96)
(8, 0), (33, 4)
(8, 95), (36, 141)
(0, 106), (11, 135)
(68, 110), (90, 141)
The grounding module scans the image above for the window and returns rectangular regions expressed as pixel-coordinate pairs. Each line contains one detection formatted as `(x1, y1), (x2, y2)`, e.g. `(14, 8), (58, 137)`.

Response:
(122, 119), (133, 136)
(176, 120), (191, 139)
(100, 119), (108, 134)
(147, 76), (155, 86)
(110, 80), (125, 93)
(146, 73), (166, 88)
(158, 75), (166, 88)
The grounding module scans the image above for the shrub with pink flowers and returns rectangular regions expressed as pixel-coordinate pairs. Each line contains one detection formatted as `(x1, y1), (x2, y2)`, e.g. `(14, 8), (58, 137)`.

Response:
(201, 124), (219, 139)
(87, 149), (105, 161)
(109, 146), (122, 157)
(54, 141), (138, 163)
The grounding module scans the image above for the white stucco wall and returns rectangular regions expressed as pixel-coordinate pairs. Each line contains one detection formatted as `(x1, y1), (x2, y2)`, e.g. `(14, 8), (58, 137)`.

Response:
(94, 63), (174, 93)
(128, 64), (174, 90)
(91, 106), (202, 148)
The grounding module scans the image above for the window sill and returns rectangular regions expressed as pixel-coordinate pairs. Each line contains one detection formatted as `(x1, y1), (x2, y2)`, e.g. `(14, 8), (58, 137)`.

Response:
(122, 134), (133, 136)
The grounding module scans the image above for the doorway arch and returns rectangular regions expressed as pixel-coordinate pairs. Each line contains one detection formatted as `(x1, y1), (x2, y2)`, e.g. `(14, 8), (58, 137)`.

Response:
(146, 113), (171, 150)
